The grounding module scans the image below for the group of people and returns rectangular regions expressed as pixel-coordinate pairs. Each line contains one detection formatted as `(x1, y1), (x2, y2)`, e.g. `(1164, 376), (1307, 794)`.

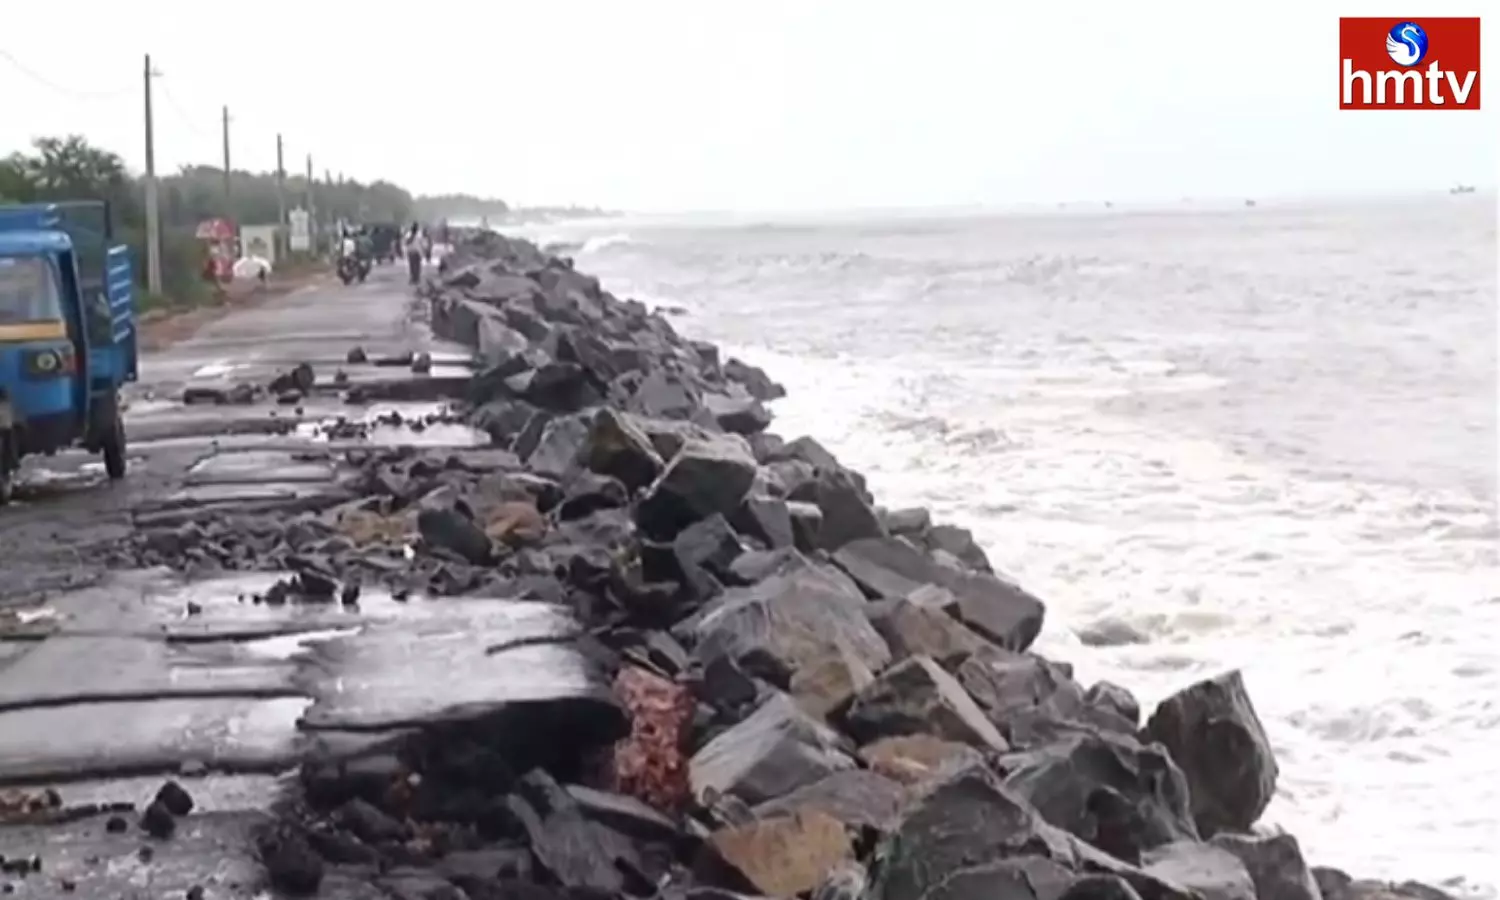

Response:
(337, 222), (442, 285)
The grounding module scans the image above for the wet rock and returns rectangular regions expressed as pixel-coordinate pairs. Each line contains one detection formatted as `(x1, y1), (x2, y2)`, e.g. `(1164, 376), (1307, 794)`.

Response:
(671, 514), (747, 602)
(1209, 832), (1322, 900)
(153, 780), (194, 816)
(753, 768), (908, 831)
(411, 351), (433, 374)
(691, 693), (856, 804)
(1313, 871), (1456, 900)
(139, 799), (176, 838)
(787, 500), (823, 551)
(858, 734), (985, 787)
(704, 390), (773, 435)
(724, 357), (786, 401)
(1142, 670), (1278, 837)
(957, 646), (1137, 748)
(867, 762), (1193, 900)
(840, 655), (1009, 753)
(796, 469), (885, 550)
(730, 495), (796, 551)
(1002, 732), (1199, 862)
(417, 507), (493, 565)
(558, 471), (629, 520)
(868, 595), (990, 665)
(269, 361), (316, 395)
(335, 797), (409, 845)
(686, 563), (891, 715)
(814, 862), (870, 900)
(637, 435), (759, 539)
(483, 500), (548, 547)
(584, 408), (665, 492)
(834, 536), (1046, 651)
(256, 822), (325, 896)
(705, 810), (855, 897)
(1141, 841), (1256, 900)
(347, 345), (368, 363)
(1077, 616), (1152, 648)
(506, 769), (646, 894)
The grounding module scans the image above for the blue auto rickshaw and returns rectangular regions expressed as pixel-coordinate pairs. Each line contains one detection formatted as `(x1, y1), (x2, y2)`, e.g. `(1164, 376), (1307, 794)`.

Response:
(0, 201), (137, 503)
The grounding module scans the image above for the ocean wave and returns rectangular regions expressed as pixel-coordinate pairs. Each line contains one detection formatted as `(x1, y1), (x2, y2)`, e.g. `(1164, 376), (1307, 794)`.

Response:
(578, 232), (635, 255)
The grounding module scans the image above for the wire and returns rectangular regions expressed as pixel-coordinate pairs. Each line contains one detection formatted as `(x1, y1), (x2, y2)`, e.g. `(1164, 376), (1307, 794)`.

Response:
(156, 80), (214, 140)
(0, 48), (133, 100)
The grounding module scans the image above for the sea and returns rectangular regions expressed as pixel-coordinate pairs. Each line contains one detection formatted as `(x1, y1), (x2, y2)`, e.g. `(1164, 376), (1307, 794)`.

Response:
(515, 194), (1499, 895)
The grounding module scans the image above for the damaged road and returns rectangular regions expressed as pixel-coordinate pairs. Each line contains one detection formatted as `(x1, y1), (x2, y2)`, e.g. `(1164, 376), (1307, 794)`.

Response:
(0, 242), (1463, 900)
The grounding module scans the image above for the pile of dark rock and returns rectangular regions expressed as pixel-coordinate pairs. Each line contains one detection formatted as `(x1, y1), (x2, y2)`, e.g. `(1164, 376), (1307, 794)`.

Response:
(237, 230), (1460, 900)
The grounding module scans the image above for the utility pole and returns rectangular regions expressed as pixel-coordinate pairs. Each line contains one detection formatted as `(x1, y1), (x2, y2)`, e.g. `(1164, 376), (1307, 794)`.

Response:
(141, 54), (162, 296)
(274, 133), (286, 259)
(305, 154), (316, 245)
(220, 106), (232, 223)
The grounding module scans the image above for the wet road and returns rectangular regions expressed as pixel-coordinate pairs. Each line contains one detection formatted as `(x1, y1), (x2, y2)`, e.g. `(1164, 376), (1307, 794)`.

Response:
(0, 267), (600, 898)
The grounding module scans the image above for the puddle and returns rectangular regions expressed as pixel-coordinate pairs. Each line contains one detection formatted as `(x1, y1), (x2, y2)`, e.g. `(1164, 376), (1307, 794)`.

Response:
(241, 627), (360, 660)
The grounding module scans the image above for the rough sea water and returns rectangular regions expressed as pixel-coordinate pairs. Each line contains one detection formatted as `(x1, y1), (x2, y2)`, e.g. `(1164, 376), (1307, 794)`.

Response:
(520, 195), (1499, 895)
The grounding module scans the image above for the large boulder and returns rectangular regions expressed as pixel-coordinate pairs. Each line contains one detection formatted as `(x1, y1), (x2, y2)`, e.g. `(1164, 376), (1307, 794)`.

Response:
(1142, 671), (1278, 837)
(1002, 732), (1199, 862)
(637, 435), (759, 539)
(840, 656), (1009, 753)
(834, 537), (1045, 651)
(866, 763), (1196, 900)
(956, 646), (1139, 748)
(1209, 832), (1323, 900)
(685, 562), (892, 715)
(690, 693), (856, 805)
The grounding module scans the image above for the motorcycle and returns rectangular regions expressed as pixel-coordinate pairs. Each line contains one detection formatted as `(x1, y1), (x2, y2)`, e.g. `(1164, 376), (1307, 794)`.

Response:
(336, 253), (371, 285)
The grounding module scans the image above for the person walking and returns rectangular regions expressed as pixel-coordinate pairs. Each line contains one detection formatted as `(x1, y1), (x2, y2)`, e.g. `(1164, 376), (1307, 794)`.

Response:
(404, 224), (424, 285)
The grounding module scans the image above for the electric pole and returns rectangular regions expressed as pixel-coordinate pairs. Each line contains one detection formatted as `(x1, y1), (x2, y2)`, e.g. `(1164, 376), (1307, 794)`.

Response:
(220, 106), (232, 223)
(305, 154), (316, 243)
(274, 133), (286, 259)
(141, 54), (162, 296)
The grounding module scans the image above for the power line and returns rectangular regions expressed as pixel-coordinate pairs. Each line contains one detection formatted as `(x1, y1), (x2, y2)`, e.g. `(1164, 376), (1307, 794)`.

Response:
(0, 48), (133, 100)
(155, 79), (214, 140)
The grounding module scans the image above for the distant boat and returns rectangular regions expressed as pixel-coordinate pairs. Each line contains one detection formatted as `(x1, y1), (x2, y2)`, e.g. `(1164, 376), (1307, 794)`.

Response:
(1450, 184), (1476, 194)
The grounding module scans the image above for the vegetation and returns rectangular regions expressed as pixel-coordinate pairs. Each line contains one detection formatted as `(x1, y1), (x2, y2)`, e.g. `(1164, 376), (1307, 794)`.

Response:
(0, 135), (485, 309)
(412, 193), (511, 221)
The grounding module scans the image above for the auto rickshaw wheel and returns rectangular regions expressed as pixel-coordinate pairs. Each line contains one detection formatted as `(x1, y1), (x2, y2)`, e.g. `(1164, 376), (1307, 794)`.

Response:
(102, 417), (126, 480)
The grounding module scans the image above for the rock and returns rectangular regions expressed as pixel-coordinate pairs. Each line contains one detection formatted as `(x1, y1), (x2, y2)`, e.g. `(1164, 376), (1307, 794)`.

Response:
(335, 797), (408, 844)
(705, 810), (855, 898)
(882, 507), (932, 536)
(858, 734), (984, 787)
(256, 823), (325, 896)
(411, 351), (433, 374)
(867, 762), (1194, 900)
(1140, 841), (1256, 900)
(690, 693), (856, 805)
(139, 799), (176, 838)
(1210, 832), (1322, 900)
(1002, 732), (1199, 862)
(671, 514), (746, 602)
(417, 507), (493, 565)
(724, 357), (786, 401)
(924, 523), (993, 573)
(787, 501), (823, 551)
(1077, 616), (1151, 647)
(840, 655), (1009, 753)
(687, 564), (891, 715)
(834, 536), (1045, 651)
(268, 361), (315, 395)
(813, 863), (870, 900)
(1142, 670), (1278, 837)
(483, 500), (548, 547)
(153, 780), (194, 816)
(585, 408), (665, 492)
(704, 391), (773, 435)
(753, 769), (908, 831)
(558, 471), (629, 520)
(956, 646), (1136, 747)
(730, 495), (796, 551)
(637, 435), (759, 539)
(868, 595), (990, 664)
(347, 345), (368, 363)
(506, 769), (646, 894)
(798, 469), (885, 550)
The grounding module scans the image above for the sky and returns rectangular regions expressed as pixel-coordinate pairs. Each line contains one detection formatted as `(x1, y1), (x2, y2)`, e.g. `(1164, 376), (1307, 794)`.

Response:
(0, 1), (1495, 213)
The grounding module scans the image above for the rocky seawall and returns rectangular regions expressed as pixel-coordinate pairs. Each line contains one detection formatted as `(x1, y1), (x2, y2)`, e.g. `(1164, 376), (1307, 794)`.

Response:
(106, 229), (1463, 899)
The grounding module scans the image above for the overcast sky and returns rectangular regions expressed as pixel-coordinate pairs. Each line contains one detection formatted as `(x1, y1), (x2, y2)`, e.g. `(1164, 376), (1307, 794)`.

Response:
(1, 0), (1494, 212)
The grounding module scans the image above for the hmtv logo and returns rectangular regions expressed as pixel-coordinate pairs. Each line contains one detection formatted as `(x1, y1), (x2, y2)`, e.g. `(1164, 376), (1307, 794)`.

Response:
(1340, 18), (1481, 109)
